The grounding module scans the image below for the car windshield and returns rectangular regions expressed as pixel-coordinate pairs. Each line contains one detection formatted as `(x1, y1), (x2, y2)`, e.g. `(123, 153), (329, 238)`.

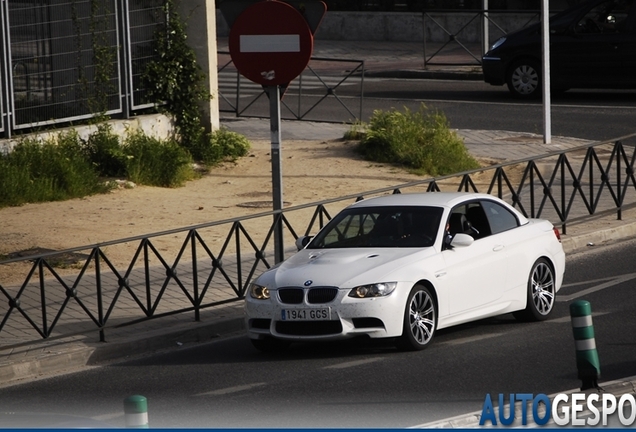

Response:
(308, 206), (443, 249)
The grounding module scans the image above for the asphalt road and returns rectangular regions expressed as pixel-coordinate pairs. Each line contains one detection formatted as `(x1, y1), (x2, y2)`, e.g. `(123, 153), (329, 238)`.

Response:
(1, 238), (635, 428)
(220, 77), (636, 144)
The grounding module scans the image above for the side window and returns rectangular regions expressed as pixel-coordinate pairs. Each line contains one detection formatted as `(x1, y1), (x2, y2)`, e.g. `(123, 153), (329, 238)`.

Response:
(575, 0), (632, 34)
(465, 203), (491, 239)
(482, 201), (519, 235)
(448, 202), (492, 240)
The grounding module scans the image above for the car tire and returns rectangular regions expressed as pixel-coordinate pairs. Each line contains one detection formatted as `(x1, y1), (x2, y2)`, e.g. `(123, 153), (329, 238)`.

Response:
(396, 284), (437, 351)
(250, 337), (291, 353)
(506, 59), (542, 99)
(513, 258), (556, 322)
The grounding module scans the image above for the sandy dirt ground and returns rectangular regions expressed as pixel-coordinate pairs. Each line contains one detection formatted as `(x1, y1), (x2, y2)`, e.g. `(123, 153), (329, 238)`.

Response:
(0, 138), (501, 284)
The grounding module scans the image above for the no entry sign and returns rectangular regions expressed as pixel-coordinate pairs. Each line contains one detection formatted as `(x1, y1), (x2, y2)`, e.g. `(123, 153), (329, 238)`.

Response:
(229, 0), (314, 86)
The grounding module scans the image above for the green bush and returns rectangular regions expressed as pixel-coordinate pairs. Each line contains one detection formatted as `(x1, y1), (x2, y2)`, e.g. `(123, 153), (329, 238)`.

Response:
(83, 123), (128, 177)
(193, 128), (251, 166)
(143, 0), (209, 156)
(123, 130), (195, 188)
(354, 105), (480, 176)
(0, 133), (108, 207)
(0, 123), (252, 208)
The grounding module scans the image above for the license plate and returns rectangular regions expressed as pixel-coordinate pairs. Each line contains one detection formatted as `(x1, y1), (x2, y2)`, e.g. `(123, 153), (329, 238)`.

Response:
(281, 308), (331, 321)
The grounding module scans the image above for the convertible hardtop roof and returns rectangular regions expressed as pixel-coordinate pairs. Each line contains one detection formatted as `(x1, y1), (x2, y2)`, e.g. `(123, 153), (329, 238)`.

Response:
(350, 192), (495, 208)
(349, 192), (528, 224)
(349, 192), (529, 224)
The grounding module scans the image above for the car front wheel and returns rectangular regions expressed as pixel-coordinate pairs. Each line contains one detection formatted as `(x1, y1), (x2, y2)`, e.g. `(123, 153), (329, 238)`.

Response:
(514, 258), (556, 321)
(396, 284), (437, 351)
(506, 59), (541, 99)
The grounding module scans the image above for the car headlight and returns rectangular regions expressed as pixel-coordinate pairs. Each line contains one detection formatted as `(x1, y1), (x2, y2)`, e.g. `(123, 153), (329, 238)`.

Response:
(249, 283), (270, 300)
(490, 37), (506, 51)
(348, 282), (397, 298)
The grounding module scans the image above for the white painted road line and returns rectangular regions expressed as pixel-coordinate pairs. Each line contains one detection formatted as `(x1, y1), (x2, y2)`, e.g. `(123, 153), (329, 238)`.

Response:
(323, 357), (384, 370)
(438, 332), (504, 346)
(557, 272), (636, 302)
(548, 311), (610, 324)
(195, 382), (267, 396)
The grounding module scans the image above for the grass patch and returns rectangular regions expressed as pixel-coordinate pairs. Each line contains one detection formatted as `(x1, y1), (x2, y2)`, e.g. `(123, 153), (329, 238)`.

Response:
(83, 123), (128, 177)
(0, 133), (109, 207)
(124, 130), (195, 188)
(351, 105), (480, 176)
(0, 124), (252, 209)
(191, 127), (251, 167)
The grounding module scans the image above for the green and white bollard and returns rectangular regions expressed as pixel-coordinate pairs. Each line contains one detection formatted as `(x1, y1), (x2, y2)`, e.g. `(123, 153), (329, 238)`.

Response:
(569, 300), (601, 390)
(124, 395), (148, 428)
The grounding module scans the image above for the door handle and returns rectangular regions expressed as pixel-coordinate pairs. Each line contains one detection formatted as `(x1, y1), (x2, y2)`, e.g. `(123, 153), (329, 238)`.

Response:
(493, 245), (504, 252)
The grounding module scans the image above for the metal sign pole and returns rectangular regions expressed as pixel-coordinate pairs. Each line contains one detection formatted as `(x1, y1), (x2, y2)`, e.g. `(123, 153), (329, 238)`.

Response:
(268, 85), (285, 263)
(542, 0), (552, 144)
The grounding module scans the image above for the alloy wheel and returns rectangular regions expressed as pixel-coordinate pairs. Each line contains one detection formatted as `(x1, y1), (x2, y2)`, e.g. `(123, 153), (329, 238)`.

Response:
(531, 261), (555, 316)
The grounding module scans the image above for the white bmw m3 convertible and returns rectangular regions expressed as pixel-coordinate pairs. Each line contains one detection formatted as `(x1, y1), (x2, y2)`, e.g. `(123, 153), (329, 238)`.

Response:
(245, 192), (565, 352)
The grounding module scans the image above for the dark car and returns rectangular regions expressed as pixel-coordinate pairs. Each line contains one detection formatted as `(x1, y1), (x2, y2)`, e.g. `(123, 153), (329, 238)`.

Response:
(482, 0), (636, 98)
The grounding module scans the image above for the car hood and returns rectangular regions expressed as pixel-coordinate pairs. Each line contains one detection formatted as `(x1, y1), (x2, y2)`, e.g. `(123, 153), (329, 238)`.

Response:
(257, 247), (436, 288)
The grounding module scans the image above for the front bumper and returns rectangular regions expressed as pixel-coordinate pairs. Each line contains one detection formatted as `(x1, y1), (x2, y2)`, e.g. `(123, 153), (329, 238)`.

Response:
(481, 56), (506, 86)
(244, 284), (410, 341)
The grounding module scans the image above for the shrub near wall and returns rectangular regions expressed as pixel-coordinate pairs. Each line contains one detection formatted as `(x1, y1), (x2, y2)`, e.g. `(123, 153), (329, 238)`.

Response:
(0, 131), (109, 207)
(123, 130), (195, 188)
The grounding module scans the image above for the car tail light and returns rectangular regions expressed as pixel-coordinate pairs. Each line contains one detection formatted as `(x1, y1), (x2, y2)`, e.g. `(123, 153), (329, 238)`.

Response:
(553, 227), (561, 242)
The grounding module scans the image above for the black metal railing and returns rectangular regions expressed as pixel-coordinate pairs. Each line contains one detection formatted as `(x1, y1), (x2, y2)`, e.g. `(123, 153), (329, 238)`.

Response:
(422, 10), (541, 67)
(1, 133), (635, 347)
(217, 52), (365, 121)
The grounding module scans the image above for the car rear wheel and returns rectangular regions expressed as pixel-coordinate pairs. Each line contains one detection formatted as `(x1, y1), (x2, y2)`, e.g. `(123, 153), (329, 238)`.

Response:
(396, 284), (437, 351)
(506, 59), (541, 99)
(250, 337), (291, 353)
(514, 258), (556, 321)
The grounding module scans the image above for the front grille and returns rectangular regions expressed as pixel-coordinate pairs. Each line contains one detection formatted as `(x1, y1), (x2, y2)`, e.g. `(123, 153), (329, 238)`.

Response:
(278, 288), (303, 304)
(276, 320), (343, 336)
(278, 287), (339, 304)
(307, 287), (338, 304)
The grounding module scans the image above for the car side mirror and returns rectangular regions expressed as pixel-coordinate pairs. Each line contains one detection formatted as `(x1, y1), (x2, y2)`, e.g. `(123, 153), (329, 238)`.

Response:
(295, 236), (312, 250)
(451, 233), (474, 248)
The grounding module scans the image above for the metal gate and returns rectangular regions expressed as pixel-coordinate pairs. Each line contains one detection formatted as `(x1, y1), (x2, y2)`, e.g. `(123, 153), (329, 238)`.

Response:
(0, 0), (165, 139)
(218, 52), (365, 122)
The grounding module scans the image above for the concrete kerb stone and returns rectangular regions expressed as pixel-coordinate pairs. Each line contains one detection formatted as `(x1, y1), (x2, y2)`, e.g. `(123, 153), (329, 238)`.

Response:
(0, 315), (246, 387)
(86, 315), (246, 365)
(362, 68), (483, 81)
(562, 219), (636, 253)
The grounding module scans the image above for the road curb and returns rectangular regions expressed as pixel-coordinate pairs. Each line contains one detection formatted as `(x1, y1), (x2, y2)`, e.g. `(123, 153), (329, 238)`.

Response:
(363, 69), (484, 81)
(561, 220), (636, 254)
(0, 316), (245, 387)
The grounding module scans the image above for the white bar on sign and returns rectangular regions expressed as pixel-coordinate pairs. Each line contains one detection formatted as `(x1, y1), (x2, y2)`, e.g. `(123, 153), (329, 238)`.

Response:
(240, 35), (300, 53)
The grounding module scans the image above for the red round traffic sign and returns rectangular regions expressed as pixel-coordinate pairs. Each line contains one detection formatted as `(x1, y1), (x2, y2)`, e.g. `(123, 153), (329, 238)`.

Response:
(229, 1), (313, 86)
